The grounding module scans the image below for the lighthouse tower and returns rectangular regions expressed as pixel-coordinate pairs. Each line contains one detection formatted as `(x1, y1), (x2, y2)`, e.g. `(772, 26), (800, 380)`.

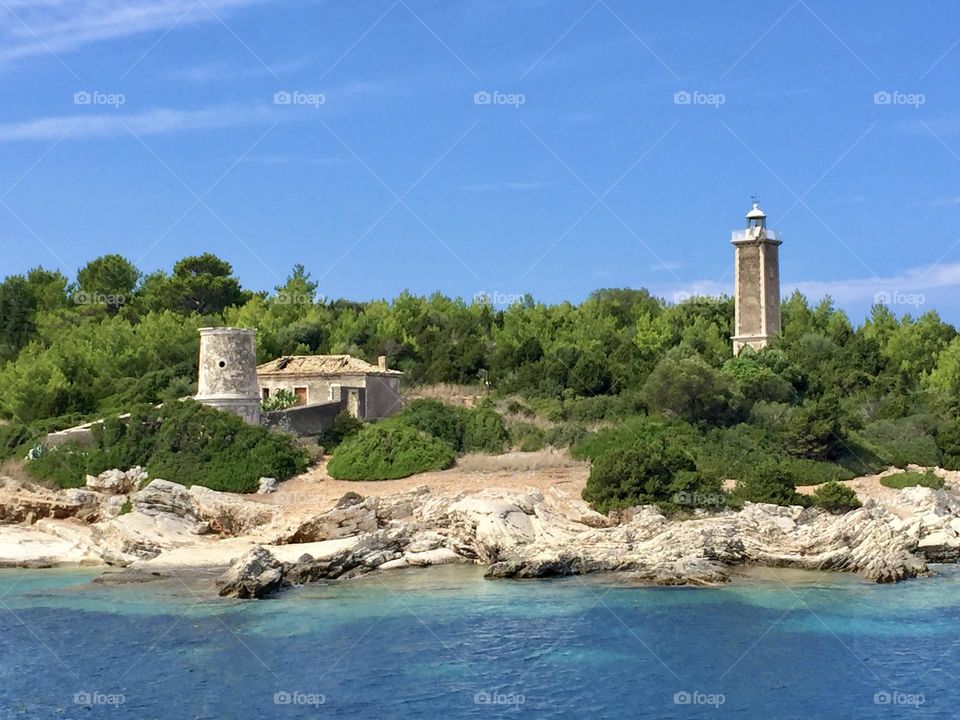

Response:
(731, 200), (782, 354)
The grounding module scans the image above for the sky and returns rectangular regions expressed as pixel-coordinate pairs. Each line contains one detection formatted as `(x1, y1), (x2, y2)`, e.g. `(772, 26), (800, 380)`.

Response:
(1, 0), (959, 323)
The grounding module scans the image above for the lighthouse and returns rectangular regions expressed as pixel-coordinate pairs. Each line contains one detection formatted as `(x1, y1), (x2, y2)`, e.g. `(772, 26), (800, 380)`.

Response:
(731, 200), (782, 354)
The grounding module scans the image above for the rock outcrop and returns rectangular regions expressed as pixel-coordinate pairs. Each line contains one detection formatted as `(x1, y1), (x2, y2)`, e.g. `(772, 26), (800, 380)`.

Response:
(216, 546), (285, 598)
(4, 468), (960, 594)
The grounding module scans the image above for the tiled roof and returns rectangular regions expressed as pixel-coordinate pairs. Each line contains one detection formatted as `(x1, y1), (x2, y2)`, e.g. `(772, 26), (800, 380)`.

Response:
(256, 355), (402, 377)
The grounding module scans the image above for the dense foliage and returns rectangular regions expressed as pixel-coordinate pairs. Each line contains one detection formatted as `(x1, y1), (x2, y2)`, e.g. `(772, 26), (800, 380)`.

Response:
(812, 481), (862, 513)
(25, 401), (309, 491)
(326, 424), (455, 480)
(2, 253), (959, 504)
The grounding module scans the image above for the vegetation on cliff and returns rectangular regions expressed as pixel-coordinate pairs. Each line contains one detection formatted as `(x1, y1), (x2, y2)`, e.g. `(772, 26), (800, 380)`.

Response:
(1, 253), (958, 503)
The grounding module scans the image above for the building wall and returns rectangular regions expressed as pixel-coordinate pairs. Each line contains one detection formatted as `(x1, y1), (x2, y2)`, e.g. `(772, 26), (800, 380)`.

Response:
(257, 373), (402, 420)
(261, 401), (344, 436)
(735, 243), (763, 339)
(364, 376), (402, 418)
(733, 240), (781, 354)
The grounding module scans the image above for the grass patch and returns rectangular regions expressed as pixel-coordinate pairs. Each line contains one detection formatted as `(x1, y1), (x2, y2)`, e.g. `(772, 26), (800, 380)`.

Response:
(880, 470), (944, 490)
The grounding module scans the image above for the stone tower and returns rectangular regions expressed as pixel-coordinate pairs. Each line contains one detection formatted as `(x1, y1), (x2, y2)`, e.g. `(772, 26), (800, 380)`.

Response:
(731, 201), (781, 354)
(195, 327), (261, 424)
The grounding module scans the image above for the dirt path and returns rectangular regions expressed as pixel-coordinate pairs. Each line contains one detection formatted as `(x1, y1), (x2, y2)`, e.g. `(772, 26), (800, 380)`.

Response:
(249, 450), (590, 515)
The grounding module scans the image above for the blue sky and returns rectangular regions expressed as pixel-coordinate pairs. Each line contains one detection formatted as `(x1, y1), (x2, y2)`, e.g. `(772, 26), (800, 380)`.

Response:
(1, 0), (959, 322)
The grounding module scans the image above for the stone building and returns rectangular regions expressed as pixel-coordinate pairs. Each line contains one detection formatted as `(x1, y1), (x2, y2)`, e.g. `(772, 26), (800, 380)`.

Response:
(731, 201), (782, 354)
(194, 327), (261, 424)
(257, 355), (402, 420)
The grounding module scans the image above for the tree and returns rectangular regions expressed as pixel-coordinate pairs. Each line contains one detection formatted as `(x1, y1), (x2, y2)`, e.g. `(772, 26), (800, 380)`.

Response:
(784, 393), (847, 460)
(734, 460), (804, 506)
(812, 481), (861, 513)
(76, 254), (140, 312)
(0, 275), (37, 361)
(155, 253), (248, 315)
(641, 351), (744, 427)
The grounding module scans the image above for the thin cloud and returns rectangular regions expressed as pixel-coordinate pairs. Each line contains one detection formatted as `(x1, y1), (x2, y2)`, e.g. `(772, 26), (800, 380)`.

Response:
(240, 154), (356, 166)
(162, 57), (311, 83)
(662, 262), (960, 304)
(0, 0), (264, 63)
(0, 104), (273, 142)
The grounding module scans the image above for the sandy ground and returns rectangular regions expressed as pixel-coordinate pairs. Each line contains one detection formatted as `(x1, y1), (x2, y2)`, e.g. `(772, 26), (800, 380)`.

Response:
(247, 449), (590, 515)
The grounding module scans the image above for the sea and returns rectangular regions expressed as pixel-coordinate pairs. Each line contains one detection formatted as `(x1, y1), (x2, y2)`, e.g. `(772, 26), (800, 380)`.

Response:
(1, 563), (958, 719)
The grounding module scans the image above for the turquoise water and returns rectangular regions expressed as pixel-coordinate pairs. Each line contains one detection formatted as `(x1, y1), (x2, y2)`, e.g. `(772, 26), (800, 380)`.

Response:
(1, 565), (959, 718)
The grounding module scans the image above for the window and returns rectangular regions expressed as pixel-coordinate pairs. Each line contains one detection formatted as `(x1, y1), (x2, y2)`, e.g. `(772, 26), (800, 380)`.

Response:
(294, 387), (308, 406)
(262, 388), (270, 400)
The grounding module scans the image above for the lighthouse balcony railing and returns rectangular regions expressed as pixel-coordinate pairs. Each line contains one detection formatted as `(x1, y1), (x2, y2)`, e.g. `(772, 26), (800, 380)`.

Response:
(731, 228), (781, 242)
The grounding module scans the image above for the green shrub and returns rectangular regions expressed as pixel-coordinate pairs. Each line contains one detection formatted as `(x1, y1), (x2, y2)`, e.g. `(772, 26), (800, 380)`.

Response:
(327, 424), (455, 480)
(395, 399), (466, 451)
(316, 411), (363, 451)
(582, 436), (721, 514)
(880, 470), (944, 490)
(784, 394), (847, 461)
(25, 401), (309, 492)
(572, 415), (698, 462)
(509, 422), (546, 452)
(462, 406), (508, 453)
(543, 423), (587, 449)
(734, 460), (808, 507)
(812, 481), (861, 513)
(860, 416), (941, 468)
(936, 418), (960, 470)
(641, 352), (745, 427)
(261, 389), (299, 412)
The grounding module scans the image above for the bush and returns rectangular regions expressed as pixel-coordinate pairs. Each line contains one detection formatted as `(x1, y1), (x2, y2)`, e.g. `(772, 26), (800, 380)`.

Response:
(572, 415), (698, 462)
(880, 470), (944, 490)
(462, 406), (508, 454)
(784, 394), (847, 461)
(316, 411), (363, 451)
(509, 422), (546, 452)
(734, 460), (808, 507)
(812, 481), (861, 513)
(327, 424), (455, 480)
(641, 352), (745, 427)
(582, 436), (721, 514)
(395, 399), (466, 451)
(543, 423), (587, 449)
(860, 416), (940, 468)
(936, 418), (960, 470)
(25, 400), (310, 492)
(261, 389), (299, 412)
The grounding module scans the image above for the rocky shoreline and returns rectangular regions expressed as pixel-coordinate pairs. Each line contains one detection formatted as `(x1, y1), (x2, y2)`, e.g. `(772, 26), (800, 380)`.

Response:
(2, 468), (960, 598)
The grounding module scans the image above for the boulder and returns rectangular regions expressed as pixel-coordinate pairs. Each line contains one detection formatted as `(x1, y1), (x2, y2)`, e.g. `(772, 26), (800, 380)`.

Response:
(133, 480), (198, 522)
(216, 546), (285, 599)
(85, 469), (135, 495)
(257, 477), (278, 494)
(189, 486), (278, 536)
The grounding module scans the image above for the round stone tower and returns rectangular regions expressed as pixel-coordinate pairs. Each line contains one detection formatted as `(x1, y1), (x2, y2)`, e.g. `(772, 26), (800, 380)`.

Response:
(195, 327), (261, 424)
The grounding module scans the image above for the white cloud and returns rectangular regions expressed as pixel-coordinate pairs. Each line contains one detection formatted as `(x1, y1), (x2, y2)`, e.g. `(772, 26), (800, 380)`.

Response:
(0, 0), (264, 63)
(660, 262), (960, 304)
(163, 57), (311, 83)
(0, 104), (273, 142)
